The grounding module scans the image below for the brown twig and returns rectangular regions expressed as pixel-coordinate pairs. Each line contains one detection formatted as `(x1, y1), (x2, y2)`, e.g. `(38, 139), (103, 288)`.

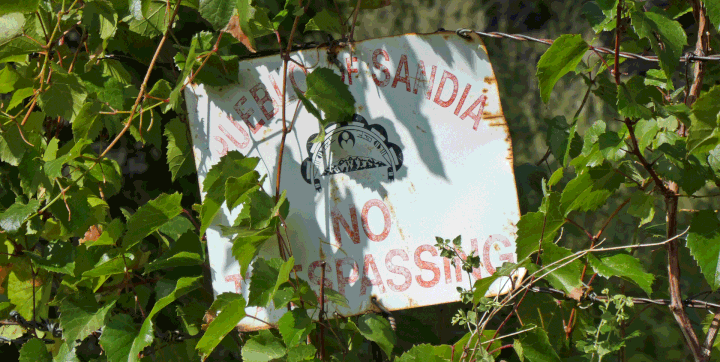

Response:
(564, 218), (594, 241)
(613, 0), (623, 85)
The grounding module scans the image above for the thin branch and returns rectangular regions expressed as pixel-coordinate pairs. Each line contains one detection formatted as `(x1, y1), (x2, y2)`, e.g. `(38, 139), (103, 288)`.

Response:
(613, 0), (623, 85)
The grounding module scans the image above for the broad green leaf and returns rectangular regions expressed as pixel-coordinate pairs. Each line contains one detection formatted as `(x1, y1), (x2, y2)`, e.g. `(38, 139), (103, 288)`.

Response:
(72, 101), (103, 141)
(0, 0), (40, 16)
(588, 254), (654, 295)
(598, 130), (627, 161)
(627, 192), (655, 226)
(397, 344), (452, 362)
(287, 344), (316, 362)
(158, 214), (195, 240)
(242, 330), (286, 362)
(38, 69), (87, 122)
(687, 210), (720, 291)
(248, 257), (294, 307)
(199, 0), (236, 29)
(631, 9), (687, 80)
(8, 263), (51, 320)
(193, 53), (241, 87)
(0, 118), (31, 166)
(357, 314), (396, 358)
(617, 83), (652, 120)
(704, 0), (720, 31)
(513, 325), (561, 362)
(128, 0), (173, 38)
(164, 118), (196, 181)
(99, 314), (138, 362)
(560, 166), (623, 216)
(536, 34), (588, 103)
(689, 85), (720, 154)
(278, 308), (315, 347)
(60, 296), (116, 345)
(89, 219), (124, 247)
(295, 86), (324, 125)
(541, 242), (583, 299)
(0, 65), (20, 93)
(82, 0), (118, 40)
(123, 192), (183, 250)
(27, 240), (76, 275)
(225, 171), (261, 210)
(145, 232), (204, 272)
(201, 151), (260, 235)
(0, 199), (39, 233)
(548, 168), (563, 187)
(306, 9), (345, 34)
(515, 192), (565, 261)
(305, 68), (356, 123)
(82, 251), (134, 278)
(197, 293), (246, 359)
(230, 226), (275, 277)
(18, 338), (51, 362)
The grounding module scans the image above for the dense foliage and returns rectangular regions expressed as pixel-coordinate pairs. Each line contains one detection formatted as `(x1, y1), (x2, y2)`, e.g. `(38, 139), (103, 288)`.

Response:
(3, 0), (720, 361)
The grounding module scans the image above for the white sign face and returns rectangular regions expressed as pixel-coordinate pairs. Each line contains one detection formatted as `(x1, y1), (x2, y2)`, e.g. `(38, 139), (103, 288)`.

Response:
(185, 32), (521, 331)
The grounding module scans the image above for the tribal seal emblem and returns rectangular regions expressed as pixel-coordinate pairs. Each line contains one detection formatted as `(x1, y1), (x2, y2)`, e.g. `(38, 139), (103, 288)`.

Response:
(301, 114), (404, 191)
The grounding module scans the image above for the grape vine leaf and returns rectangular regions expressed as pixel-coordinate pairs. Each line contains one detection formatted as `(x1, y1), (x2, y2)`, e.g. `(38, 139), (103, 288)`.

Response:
(122, 192), (183, 250)
(356, 314), (396, 359)
(99, 314), (139, 362)
(199, 0), (236, 30)
(305, 68), (356, 123)
(687, 210), (720, 291)
(0, 199), (39, 233)
(60, 296), (116, 345)
(242, 330), (287, 362)
(536, 34), (589, 103)
(588, 254), (654, 295)
(513, 325), (561, 362)
(278, 308), (315, 347)
(164, 118), (195, 182)
(196, 293), (246, 360)
(18, 338), (51, 362)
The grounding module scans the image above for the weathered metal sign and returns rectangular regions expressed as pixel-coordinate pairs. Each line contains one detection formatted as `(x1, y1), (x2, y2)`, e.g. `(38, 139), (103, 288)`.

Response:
(185, 31), (521, 331)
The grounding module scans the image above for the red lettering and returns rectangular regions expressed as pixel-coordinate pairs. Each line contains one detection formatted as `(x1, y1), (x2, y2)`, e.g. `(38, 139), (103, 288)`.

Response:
(426, 65), (437, 100)
(483, 234), (514, 275)
(225, 113), (250, 149)
(269, 74), (296, 102)
(225, 274), (243, 292)
(361, 199), (391, 242)
(336, 258), (359, 295)
(234, 96), (264, 134)
(331, 206), (361, 246)
(309, 260), (334, 291)
(444, 257), (462, 283)
(386, 249), (411, 292)
(361, 254), (385, 295)
(460, 95), (488, 131)
(414, 245), (440, 288)
(454, 84), (472, 116)
(344, 56), (359, 85)
(218, 125), (247, 151)
(413, 61), (428, 95)
(372, 49), (391, 87)
(250, 83), (279, 120)
(392, 54), (411, 92)
(213, 136), (228, 157)
(433, 71), (459, 108)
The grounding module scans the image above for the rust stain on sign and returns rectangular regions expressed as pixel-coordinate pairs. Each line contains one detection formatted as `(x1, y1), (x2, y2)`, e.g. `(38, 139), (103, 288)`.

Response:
(185, 31), (521, 331)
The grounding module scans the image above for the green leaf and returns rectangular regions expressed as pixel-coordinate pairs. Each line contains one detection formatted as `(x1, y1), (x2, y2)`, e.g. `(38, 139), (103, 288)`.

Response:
(704, 0), (720, 31)
(72, 101), (103, 141)
(548, 168), (563, 187)
(513, 325), (561, 362)
(536, 34), (588, 103)
(26, 240), (76, 275)
(306, 9), (345, 34)
(287, 344), (317, 362)
(38, 69), (87, 122)
(123, 192), (183, 250)
(164, 118), (196, 181)
(278, 308), (315, 347)
(128, 0), (173, 38)
(158, 215), (195, 240)
(225, 171), (261, 210)
(627, 192), (655, 226)
(8, 263), (51, 320)
(631, 9), (687, 80)
(18, 338), (51, 362)
(0, 199), (39, 233)
(0, 0), (40, 15)
(82, 0), (118, 40)
(541, 242), (583, 298)
(588, 254), (654, 295)
(295, 86), (324, 124)
(230, 226), (275, 277)
(145, 232), (204, 272)
(515, 192), (565, 261)
(248, 257), (294, 307)
(0, 118), (31, 166)
(687, 210), (720, 291)
(82, 251), (134, 278)
(99, 314), (139, 362)
(689, 85), (720, 154)
(357, 314), (396, 359)
(199, 0), (236, 29)
(305, 68), (356, 123)
(397, 344), (452, 362)
(60, 296), (116, 345)
(242, 330), (286, 362)
(197, 293), (246, 359)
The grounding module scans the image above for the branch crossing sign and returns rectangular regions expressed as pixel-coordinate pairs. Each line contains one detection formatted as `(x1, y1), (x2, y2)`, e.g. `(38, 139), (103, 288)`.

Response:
(185, 31), (522, 331)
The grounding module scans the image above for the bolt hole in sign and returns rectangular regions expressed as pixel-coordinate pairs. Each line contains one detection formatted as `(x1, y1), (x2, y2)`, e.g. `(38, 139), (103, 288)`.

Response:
(185, 31), (524, 331)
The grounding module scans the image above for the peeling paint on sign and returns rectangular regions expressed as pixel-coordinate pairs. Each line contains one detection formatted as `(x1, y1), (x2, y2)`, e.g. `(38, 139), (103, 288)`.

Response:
(185, 31), (522, 331)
